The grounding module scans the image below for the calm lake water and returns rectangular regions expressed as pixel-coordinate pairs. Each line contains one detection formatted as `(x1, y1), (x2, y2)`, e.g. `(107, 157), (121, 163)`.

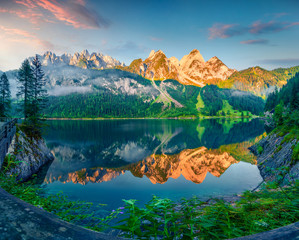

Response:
(42, 118), (264, 211)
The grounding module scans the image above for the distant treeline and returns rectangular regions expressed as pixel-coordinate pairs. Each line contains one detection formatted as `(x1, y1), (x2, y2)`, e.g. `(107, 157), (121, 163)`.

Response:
(42, 84), (265, 118)
(200, 85), (264, 116)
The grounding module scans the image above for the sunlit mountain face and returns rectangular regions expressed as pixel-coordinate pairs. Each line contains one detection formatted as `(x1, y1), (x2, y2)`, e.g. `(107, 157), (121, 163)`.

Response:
(42, 118), (264, 185)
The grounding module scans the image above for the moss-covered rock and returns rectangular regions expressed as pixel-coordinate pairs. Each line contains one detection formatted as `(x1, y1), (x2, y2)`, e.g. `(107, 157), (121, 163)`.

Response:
(249, 133), (298, 184)
(6, 129), (54, 182)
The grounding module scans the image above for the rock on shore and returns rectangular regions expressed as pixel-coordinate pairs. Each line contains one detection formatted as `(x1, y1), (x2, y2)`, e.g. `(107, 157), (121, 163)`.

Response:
(7, 130), (54, 182)
(249, 133), (298, 184)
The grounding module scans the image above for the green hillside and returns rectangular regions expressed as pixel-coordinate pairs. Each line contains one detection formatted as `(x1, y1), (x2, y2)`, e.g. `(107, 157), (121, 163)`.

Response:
(43, 78), (264, 118)
(218, 66), (299, 97)
(199, 85), (264, 116)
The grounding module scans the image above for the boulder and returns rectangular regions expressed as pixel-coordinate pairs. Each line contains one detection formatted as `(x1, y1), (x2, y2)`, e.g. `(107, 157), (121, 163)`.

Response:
(6, 130), (54, 182)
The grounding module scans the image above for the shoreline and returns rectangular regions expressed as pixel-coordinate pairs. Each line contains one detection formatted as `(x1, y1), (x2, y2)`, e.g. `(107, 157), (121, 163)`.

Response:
(45, 116), (260, 120)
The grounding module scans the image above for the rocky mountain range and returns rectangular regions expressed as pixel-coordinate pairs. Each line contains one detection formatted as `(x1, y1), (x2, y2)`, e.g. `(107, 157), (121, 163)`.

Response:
(31, 50), (125, 69)
(4, 49), (299, 100)
(4, 49), (299, 118)
(119, 49), (237, 86)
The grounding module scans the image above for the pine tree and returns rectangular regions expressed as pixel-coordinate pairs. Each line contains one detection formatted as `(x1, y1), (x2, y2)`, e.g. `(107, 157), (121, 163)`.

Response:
(0, 72), (11, 117)
(17, 57), (48, 137)
(31, 55), (48, 119)
(17, 59), (33, 119)
(274, 101), (284, 125)
(290, 79), (299, 111)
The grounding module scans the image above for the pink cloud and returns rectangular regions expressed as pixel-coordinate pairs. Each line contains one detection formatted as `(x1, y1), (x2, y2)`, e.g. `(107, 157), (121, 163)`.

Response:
(0, 6), (43, 25)
(209, 20), (299, 40)
(0, 25), (54, 49)
(15, 0), (37, 8)
(150, 36), (163, 41)
(289, 22), (299, 27)
(3, 0), (109, 29)
(208, 23), (245, 39)
(35, 0), (89, 28)
(240, 39), (269, 45)
(0, 26), (33, 38)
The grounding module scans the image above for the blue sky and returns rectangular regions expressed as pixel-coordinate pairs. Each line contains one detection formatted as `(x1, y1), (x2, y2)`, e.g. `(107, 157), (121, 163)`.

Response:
(0, 0), (298, 71)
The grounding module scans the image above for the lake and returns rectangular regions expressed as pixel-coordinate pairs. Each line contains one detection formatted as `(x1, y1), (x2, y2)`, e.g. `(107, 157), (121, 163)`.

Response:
(41, 118), (265, 211)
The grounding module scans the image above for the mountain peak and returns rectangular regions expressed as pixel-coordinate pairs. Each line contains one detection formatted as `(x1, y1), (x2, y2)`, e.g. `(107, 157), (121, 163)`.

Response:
(188, 49), (205, 62)
(148, 49), (165, 59)
(179, 49), (205, 73)
(190, 49), (200, 54)
(149, 50), (155, 58)
(207, 56), (221, 63)
(81, 49), (90, 57)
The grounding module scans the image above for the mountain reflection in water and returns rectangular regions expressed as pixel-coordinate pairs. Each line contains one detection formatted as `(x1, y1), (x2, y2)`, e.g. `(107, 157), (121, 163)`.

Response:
(43, 119), (265, 186)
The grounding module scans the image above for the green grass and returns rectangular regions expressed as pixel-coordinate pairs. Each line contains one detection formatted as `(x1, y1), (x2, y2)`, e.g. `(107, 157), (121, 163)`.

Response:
(216, 100), (253, 118)
(196, 92), (205, 110)
(292, 142), (299, 164)
(274, 145), (282, 153)
(257, 145), (264, 154)
(115, 182), (299, 239)
(220, 100), (234, 114)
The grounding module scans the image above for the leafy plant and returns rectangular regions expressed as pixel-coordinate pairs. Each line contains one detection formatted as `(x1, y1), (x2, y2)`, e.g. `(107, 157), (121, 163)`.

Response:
(114, 182), (299, 239)
(257, 145), (263, 154)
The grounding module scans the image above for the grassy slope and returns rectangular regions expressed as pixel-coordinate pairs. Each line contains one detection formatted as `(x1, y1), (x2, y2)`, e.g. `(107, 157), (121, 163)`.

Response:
(219, 66), (299, 96)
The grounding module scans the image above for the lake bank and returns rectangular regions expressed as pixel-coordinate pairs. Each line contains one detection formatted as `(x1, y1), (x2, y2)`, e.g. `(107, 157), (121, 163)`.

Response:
(44, 116), (260, 120)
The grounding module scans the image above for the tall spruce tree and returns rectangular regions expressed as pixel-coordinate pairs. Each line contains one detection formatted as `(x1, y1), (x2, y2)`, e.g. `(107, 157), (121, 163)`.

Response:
(290, 76), (299, 111)
(0, 72), (11, 117)
(17, 57), (48, 136)
(17, 59), (33, 120)
(31, 55), (47, 119)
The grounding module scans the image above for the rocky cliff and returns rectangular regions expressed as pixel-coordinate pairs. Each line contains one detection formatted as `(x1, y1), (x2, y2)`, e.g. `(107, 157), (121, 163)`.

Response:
(31, 50), (124, 70)
(249, 133), (298, 184)
(7, 129), (54, 182)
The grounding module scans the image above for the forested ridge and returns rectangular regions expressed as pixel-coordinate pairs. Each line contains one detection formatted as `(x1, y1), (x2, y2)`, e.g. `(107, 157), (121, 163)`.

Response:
(199, 85), (264, 116)
(218, 65), (299, 96)
(43, 83), (265, 118)
(265, 72), (299, 112)
(264, 73), (298, 144)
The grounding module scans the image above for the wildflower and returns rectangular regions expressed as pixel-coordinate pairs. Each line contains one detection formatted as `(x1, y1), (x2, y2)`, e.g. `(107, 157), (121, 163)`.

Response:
(120, 212), (124, 214)
(118, 207), (125, 210)
(112, 210), (115, 212)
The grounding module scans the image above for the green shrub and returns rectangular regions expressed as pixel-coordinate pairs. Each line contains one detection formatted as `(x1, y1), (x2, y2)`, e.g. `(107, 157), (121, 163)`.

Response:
(115, 182), (299, 239)
(291, 142), (299, 165)
(257, 145), (264, 154)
